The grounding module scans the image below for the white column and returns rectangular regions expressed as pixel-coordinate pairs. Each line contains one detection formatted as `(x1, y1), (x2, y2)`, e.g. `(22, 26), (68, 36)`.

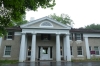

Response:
(19, 33), (26, 62)
(84, 37), (90, 59)
(48, 47), (50, 59)
(56, 34), (61, 61)
(24, 35), (27, 60)
(0, 37), (2, 48)
(63, 36), (67, 60)
(66, 34), (71, 61)
(31, 33), (36, 62)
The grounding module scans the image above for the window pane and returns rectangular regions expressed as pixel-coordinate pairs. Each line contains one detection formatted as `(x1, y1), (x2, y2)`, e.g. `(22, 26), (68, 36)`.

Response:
(6, 46), (11, 51)
(76, 34), (81, 40)
(95, 51), (99, 55)
(77, 46), (82, 50)
(5, 46), (11, 55)
(94, 46), (98, 50)
(5, 51), (10, 55)
(77, 46), (82, 55)
(8, 32), (13, 35)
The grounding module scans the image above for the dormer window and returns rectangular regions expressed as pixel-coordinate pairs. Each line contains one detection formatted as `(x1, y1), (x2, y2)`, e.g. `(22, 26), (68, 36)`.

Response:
(40, 21), (53, 27)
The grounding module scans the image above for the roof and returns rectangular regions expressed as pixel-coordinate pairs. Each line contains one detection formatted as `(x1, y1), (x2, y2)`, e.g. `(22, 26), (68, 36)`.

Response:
(70, 28), (100, 33)
(6, 26), (22, 31)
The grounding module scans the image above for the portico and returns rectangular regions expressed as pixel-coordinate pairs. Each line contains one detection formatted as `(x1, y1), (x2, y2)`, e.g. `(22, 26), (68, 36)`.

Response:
(19, 17), (71, 62)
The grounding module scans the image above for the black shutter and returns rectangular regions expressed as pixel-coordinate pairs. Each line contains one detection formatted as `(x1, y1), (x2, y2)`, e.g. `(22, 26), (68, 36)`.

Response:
(81, 33), (83, 41)
(50, 47), (52, 58)
(38, 47), (40, 59)
(4, 36), (6, 40)
(12, 32), (14, 40)
(75, 33), (77, 41)
(72, 33), (73, 40)
(48, 34), (51, 40)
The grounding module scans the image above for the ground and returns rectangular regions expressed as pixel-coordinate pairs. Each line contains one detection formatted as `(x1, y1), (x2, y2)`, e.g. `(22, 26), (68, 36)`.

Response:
(0, 61), (100, 66)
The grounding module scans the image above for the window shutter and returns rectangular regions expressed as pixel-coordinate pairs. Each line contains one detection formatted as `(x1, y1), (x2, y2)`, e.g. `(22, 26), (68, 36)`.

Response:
(81, 33), (83, 41)
(72, 33), (74, 40)
(38, 47), (40, 59)
(4, 36), (6, 40)
(12, 32), (14, 40)
(50, 47), (52, 58)
(75, 33), (77, 41)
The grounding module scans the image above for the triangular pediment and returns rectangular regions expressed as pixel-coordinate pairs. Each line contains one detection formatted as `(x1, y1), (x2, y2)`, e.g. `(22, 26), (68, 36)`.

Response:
(20, 16), (71, 29)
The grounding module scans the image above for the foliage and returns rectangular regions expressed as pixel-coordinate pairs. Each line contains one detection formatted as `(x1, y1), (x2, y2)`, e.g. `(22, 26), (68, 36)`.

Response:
(0, 0), (56, 36)
(49, 13), (74, 26)
(85, 23), (100, 30)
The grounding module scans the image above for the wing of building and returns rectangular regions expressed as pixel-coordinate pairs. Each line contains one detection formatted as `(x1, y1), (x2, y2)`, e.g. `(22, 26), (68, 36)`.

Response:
(0, 16), (100, 62)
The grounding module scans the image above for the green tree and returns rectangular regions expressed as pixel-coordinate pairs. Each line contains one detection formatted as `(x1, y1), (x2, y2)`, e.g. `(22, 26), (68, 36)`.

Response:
(85, 23), (100, 30)
(49, 13), (74, 26)
(0, 0), (56, 36)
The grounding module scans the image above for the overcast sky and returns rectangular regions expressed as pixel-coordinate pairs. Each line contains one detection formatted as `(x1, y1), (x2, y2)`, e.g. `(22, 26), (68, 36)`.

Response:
(26, 0), (100, 28)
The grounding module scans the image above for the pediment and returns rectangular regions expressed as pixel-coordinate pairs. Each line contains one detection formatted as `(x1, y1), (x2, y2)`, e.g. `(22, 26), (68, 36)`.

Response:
(20, 17), (71, 29)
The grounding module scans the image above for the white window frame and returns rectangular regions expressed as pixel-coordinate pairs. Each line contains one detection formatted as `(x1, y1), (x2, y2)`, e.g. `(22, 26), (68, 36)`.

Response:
(3, 46), (11, 57)
(6, 32), (13, 40)
(40, 21), (53, 28)
(77, 46), (83, 57)
(94, 46), (100, 56)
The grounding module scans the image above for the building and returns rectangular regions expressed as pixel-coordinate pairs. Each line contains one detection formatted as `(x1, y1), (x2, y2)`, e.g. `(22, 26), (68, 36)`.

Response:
(0, 17), (100, 62)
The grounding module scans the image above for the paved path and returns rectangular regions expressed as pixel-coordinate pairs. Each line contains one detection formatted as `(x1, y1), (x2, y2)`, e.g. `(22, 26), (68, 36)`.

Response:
(0, 61), (100, 66)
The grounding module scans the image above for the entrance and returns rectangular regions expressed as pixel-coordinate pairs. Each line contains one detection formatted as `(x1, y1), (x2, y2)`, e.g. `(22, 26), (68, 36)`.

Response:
(38, 46), (52, 60)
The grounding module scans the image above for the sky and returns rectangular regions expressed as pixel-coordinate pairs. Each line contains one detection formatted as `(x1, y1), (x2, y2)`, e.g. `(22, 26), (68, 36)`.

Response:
(26, 0), (100, 28)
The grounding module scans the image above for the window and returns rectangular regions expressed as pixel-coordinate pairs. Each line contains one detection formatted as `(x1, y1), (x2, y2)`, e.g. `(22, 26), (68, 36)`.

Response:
(70, 46), (72, 55)
(40, 21), (53, 27)
(28, 46), (31, 56)
(77, 46), (82, 55)
(41, 34), (51, 40)
(6, 32), (14, 40)
(4, 46), (11, 56)
(94, 46), (100, 55)
(89, 46), (92, 54)
(76, 33), (81, 40)
(42, 47), (48, 54)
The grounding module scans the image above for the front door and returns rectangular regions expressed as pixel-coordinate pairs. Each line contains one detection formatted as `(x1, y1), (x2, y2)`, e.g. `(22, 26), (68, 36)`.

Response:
(39, 47), (52, 60)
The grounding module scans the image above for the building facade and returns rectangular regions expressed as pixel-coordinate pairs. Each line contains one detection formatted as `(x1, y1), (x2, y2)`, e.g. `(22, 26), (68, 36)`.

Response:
(0, 17), (100, 62)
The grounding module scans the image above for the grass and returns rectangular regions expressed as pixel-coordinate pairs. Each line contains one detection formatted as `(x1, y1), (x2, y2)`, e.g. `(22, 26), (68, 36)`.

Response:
(71, 58), (100, 62)
(0, 60), (18, 64)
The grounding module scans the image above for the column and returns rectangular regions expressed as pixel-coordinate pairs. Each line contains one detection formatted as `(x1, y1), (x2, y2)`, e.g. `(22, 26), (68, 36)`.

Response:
(66, 34), (71, 61)
(48, 47), (50, 60)
(56, 34), (61, 61)
(31, 33), (36, 62)
(0, 37), (2, 48)
(84, 37), (90, 59)
(63, 36), (67, 60)
(19, 33), (26, 62)
(24, 35), (27, 60)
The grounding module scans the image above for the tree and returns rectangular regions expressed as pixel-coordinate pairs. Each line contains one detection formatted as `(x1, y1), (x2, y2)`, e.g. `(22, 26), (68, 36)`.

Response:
(49, 13), (74, 26)
(85, 23), (100, 30)
(0, 0), (56, 36)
